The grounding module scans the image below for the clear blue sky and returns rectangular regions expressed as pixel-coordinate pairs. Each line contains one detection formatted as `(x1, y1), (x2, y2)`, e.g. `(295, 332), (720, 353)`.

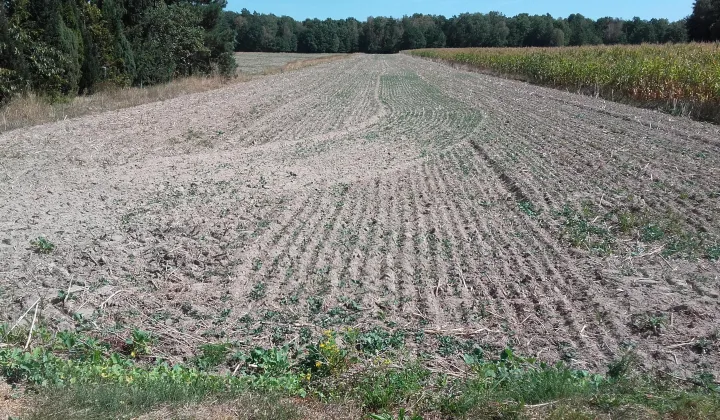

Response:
(226, 0), (694, 22)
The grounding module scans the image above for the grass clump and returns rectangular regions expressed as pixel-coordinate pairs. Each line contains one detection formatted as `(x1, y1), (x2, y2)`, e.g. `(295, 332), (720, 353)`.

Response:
(26, 385), (302, 420)
(557, 206), (614, 255)
(443, 348), (603, 417)
(352, 363), (430, 411)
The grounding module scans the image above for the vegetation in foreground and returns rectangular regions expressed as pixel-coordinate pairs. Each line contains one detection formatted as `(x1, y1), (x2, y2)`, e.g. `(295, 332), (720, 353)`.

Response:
(1, 323), (718, 419)
(410, 43), (720, 123)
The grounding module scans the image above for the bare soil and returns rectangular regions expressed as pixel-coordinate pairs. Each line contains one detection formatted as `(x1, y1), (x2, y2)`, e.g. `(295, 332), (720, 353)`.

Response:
(0, 382), (23, 419)
(234, 52), (338, 75)
(1, 54), (718, 379)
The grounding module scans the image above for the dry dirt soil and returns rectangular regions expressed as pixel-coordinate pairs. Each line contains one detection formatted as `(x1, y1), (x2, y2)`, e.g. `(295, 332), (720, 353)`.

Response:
(234, 52), (336, 75)
(1, 54), (718, 379)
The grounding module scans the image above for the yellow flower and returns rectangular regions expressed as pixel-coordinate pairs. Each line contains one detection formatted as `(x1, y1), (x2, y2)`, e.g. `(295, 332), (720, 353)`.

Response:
(319, 343), (325, 348)
(315, 361), (322, 368)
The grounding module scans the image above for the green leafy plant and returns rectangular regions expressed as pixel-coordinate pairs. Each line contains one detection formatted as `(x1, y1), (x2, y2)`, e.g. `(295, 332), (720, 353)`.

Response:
(249, 281), (267, 300)
(193, 343), (231, 370)
(630, 312), (667, 336)
(2, 324), (720, 419)
(124, 329), (154, 359)
(707, 244), (720, 261)
(30, 237), (55, 254)
(243, 347), (292, 376)
(519, 200), (540, 217)
(558, 207), (613, 254)
(353, 328), (405, 354)
(606, 351), (637, 380)
(307, 296), (323, 314)
(640, 223), (665, 242)
(302, 330), (353, 377)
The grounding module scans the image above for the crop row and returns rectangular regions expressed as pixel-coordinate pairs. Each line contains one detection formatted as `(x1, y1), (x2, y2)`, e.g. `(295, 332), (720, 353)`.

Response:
(409, 44), (720, 123)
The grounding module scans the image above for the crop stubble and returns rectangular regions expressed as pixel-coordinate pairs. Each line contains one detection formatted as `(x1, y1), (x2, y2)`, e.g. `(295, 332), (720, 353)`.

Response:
(0, 54), (718, 377)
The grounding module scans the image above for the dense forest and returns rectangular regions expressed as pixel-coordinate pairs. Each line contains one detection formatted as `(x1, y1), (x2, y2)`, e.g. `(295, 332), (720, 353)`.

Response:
(1, 0), (720, 103)
(0, 0), (236, 103)
(228, 11), (691, 54)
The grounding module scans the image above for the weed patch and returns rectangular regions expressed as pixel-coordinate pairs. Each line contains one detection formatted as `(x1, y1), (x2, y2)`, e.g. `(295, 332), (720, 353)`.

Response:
(1, 325), (719, 419)
(557, 206), (614, 254)
(553, 203), (719, 260)
(519, 200), (541, 217)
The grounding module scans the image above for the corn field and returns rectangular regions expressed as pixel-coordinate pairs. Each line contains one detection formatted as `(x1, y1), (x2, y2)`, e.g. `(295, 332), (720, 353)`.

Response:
(409, 44), (720, 123)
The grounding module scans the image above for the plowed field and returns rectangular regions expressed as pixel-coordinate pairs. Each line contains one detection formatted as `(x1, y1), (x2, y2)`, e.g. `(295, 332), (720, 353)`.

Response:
(1, 54), (718, 378)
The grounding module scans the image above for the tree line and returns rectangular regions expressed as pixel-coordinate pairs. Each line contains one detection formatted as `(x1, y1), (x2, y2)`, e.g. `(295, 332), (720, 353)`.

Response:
(228, 7), (716, 54)
(0, 0), (236, 104)
(1, 1), (719, 103)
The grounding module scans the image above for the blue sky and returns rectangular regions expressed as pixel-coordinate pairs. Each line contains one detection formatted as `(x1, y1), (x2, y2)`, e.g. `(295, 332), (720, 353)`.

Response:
(226, 0), (694, 22)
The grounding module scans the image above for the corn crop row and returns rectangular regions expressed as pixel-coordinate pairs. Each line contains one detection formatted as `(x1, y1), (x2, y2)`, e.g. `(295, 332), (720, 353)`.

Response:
(409, 44), (720, 122)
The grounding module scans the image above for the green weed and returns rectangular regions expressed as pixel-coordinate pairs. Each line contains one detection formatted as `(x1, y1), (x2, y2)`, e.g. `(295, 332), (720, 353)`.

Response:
(307, 296), (323, 314)
(193, 343), (231, 370)
(558, 207), (613, 254)
(351, 363), (430, 411)
(519, 200), (540, 217)
(3, 325), (720, 419)
(640, 223), (665, 242)
(706, 244), (720, 261)
(630, 312), (667, 336)
(125, 329), (154, 359)
(30, 237), (55, 254)
(249, 281), (267, 300)
(353, 328), (406, 354)
(26, 384), (301, 420)
(302, 330), (353, 377)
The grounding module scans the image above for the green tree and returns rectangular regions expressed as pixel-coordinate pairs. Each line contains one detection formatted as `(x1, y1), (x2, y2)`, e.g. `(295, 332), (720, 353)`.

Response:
(1, 3), (29, 103)
(5, 0), (75, 98)
(131, 3), (207, 85)
(275, 16), (297, 52)
(100, 0), (136, 85)
(626, 17), (657, 44)
(665, 19), (689, 43)
(567, 13), (601, 45)
(596, 17), (627, 44)
(687, 0), (720, 41)
(507, 13), (531, 46)
(199, 0), (236, 75)
(401, 17), (426, 50)
(525, 14), (564, 46)
(78, 12), (101, 93)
